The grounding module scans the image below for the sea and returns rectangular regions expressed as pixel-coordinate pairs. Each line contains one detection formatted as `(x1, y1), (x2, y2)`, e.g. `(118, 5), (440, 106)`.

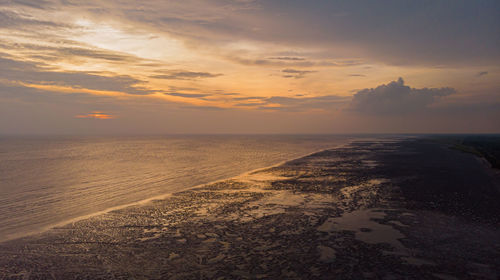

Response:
(0, 135), (359, 242)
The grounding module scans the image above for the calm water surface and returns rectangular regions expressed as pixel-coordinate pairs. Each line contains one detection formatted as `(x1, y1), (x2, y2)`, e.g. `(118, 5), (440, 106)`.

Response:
(0, 135), (355, 242)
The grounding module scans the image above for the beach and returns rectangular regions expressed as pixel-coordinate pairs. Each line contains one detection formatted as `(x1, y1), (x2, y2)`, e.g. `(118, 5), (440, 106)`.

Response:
(1, 138), (499, 279)
(0, 135), (352, 243)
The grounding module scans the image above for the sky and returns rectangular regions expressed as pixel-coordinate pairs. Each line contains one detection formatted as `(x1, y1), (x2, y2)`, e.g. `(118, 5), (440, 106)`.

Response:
(0, 0), (499, 134)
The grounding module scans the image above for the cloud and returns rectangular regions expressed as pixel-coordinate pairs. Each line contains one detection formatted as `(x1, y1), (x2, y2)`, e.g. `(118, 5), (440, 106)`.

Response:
(224, 55), (361, 68)
(233, 96), (267, 101)
(0, 42), (161, 66)
(232, 94), (348, 112)
(168, 86), (199, 92)
(0, 0), (54, 10)
(150, 71), (223, 80)
(0, 54), (154, 95)
(349, 78), (455, 115)
(54, 47), (143, 63)
(349, 74), (366, 77)
(225, 56), (315, 67)
(68, 0), (498, 66)
(212, 91), (240, 96)
(266, 95), (347, 111)
(0, 9), (63, 28)
(0, 1), (498, 134)
(281, 68), (317, 79)
(181, 105), (227, 111)
(234, 102), (262, 107)
(164, 92), (210, 98)
(250, 1), (500, 66)
(4, 0), (498, 67)
(75, 111), (115, 119)
(268, 56), (306, 61)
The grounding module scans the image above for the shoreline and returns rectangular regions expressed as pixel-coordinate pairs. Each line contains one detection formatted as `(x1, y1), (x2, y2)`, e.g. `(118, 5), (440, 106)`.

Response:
(1, 136), (498, 279)
(0, 138), (361, 244)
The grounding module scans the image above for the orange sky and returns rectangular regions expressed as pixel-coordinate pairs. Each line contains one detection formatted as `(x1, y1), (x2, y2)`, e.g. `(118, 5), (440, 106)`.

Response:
(0, 1), (499, 134)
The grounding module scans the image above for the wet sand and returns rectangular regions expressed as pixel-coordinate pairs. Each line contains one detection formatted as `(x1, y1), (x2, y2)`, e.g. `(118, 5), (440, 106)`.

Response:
(1, 138), (499, 279)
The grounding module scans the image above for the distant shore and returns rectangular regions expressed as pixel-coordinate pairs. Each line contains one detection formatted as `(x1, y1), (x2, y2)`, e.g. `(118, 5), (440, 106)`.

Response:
(1, 138), (498, 279)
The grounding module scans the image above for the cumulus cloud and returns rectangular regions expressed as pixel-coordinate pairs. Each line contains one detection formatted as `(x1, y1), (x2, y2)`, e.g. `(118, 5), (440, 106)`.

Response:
(350, 78), (455, 115)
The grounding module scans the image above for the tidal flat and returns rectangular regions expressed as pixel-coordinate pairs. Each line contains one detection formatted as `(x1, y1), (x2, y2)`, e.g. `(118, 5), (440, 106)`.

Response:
(1, 138), (499, 279)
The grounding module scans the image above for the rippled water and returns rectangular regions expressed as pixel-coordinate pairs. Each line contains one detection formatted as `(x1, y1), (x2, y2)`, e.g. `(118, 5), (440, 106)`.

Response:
(0, 135), (354, 242)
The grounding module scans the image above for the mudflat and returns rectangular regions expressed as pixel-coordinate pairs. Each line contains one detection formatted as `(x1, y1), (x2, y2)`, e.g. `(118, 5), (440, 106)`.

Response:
(1, 138), (499, 279)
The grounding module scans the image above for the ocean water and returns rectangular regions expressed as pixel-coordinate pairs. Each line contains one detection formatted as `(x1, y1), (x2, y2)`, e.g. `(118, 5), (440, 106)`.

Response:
(0, 135), (354, 242)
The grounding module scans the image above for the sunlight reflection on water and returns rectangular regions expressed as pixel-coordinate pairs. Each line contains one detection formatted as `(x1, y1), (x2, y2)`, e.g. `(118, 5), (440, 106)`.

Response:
(0, 135), (353, 242)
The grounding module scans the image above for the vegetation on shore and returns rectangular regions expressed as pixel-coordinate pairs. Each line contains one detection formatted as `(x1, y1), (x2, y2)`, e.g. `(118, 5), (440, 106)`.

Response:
(432, 135), (500, 169)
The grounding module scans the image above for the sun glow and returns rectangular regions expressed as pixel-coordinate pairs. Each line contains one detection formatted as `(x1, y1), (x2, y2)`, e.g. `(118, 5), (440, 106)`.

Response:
(75, 111), (115, 119)
(73, 19), (192, 62)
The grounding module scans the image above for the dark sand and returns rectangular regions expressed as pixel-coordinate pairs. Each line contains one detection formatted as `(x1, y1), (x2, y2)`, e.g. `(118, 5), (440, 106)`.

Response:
(1, 138), (499, 279)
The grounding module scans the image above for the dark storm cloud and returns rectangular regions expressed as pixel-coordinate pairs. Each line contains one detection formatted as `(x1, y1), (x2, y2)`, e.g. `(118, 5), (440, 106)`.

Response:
(0, 55), (154, 95)
(150, 71), (223, 80)
(350, 78), (455, 115)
